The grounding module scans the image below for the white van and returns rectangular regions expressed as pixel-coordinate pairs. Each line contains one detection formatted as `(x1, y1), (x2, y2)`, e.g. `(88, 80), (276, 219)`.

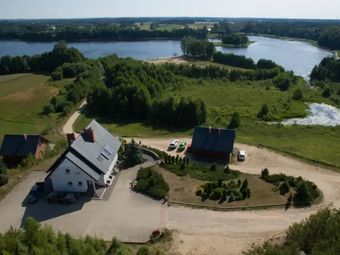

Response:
(238, 150), (246, 161)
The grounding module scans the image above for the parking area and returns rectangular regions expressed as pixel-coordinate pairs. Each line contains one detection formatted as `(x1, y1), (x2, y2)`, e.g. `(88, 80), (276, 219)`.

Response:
(0, 166), (166, 243)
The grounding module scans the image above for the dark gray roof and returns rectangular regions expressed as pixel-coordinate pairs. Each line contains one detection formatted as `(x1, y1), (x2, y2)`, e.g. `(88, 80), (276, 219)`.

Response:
(65, 152), (101, 181)
(191, 126), (235, 153)
(0, 134), (47, 157)
(70, 120), (121, 175)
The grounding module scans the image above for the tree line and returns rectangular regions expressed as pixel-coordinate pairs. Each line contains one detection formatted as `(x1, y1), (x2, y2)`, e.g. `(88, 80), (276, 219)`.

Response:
(242, 21), (340, 50)
(0, 217), (132, 255)
(0, 23), (208, 42)
(0, 41), (84, 75)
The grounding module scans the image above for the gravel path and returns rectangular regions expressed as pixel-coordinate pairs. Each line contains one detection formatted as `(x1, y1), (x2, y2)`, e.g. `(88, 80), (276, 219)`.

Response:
(62, 100), (87, 135)
(134, 137), (340, 255)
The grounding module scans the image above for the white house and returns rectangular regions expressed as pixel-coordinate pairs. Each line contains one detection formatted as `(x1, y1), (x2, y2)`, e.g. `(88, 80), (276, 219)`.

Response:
(46, 120), (121, 193)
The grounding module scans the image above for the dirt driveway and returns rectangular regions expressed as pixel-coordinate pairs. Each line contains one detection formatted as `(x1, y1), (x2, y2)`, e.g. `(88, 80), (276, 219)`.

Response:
(133, 137), (340, 255)
(0, 162), (166, 243)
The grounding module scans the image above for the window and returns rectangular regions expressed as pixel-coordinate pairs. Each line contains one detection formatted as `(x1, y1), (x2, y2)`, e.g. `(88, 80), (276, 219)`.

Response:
(65, 169), (70, 174)
(68, 182), (72, 186)
(78, 182), (83, 186)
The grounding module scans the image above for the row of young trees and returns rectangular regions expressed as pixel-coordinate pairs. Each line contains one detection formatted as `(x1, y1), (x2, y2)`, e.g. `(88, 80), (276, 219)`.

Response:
(0, 41), (84, 75)
(213, 52), (283, 70)
(0, 217), (132, 255)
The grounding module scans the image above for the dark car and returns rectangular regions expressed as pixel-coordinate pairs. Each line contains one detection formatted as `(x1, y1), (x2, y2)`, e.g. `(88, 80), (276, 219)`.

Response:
(47, 192), (65, 203)
(22, 194), (38, 205)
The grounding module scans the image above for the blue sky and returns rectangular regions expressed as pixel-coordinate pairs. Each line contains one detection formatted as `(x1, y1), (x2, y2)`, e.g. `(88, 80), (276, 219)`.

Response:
(0, 0), (340, 19)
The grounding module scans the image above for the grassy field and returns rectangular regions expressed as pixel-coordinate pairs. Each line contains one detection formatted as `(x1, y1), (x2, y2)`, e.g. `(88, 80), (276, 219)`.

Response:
(0, 73), (69, 142)
(74, 75), (340, 169)
(155, 166), (288, 208)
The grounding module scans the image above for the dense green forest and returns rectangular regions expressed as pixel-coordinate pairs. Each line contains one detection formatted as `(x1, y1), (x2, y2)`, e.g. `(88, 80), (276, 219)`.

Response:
(245, 208), (340, 255)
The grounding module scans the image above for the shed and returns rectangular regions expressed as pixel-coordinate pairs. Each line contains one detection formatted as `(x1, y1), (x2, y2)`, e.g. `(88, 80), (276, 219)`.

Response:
(0, 134), (48, 166)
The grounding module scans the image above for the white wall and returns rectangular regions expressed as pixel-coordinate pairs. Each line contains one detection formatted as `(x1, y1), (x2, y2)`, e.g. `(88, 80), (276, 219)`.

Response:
(49, 158), (94, 193)
(98, 154), (118, 186)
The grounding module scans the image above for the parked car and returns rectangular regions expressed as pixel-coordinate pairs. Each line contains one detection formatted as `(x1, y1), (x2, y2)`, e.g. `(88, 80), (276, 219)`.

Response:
(22, 194), (38, 205)
(238, 150), (246, 161)
(168, 139), (179, 149)
(177, 141), (187, 151)
(47, 192), (65, 203)
(186, 144), (192, 152)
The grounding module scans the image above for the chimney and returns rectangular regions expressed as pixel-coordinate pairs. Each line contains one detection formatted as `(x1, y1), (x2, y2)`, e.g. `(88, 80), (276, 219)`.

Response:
(23, 134), (27, 141)
(209, 126), (211, 134)
(218, 128), (221, 135)
(67, 133), (76, 145)
(83, 128), (95, 143)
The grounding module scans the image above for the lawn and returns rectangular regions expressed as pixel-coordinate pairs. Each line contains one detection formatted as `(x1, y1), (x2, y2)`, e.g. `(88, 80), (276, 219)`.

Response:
(0, 73), (69, 142)
(155, 166), (288, 208)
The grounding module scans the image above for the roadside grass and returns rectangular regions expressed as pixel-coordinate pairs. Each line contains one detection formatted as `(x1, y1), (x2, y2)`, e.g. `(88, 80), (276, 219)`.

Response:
(0, 73), (70, 142)
(155, 166), (288, 208)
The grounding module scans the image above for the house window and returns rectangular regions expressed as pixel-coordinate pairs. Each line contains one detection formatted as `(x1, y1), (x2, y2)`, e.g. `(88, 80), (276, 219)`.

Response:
(78, 182), (83, 186)
(65, 169), (70, 174)
(68, 182), (73, 186)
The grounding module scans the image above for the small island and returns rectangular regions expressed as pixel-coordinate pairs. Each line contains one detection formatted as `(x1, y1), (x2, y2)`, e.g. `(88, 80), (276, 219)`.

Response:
(214, 33), (253, 48)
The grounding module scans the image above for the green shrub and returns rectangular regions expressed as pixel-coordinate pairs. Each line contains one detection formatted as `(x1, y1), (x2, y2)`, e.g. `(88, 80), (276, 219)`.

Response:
(292, 88), (303, 100)
(125, 142), (143, 167)
(279, 182), (290, 195)
(261, 168), (269, 179)
(228, 111), (241, 129)
(294, 182), (313, 205)
(137, 246), (149, 255)
(0, 173), (8, 186)
(210, 163), (217, 171)
(134, 167), (169, 200)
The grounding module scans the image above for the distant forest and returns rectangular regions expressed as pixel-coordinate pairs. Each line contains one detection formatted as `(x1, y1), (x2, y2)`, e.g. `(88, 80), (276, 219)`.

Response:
(1, 18), (340, 50)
